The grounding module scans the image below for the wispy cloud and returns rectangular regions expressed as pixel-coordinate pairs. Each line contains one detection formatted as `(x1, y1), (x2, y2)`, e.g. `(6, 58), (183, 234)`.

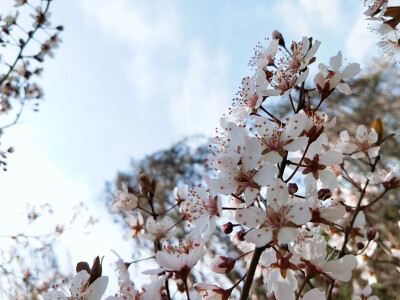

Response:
(79, 0), (230, 137)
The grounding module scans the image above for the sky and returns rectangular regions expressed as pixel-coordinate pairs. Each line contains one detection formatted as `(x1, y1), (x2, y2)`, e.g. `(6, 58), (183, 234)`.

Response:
(0, 0), (392, 296)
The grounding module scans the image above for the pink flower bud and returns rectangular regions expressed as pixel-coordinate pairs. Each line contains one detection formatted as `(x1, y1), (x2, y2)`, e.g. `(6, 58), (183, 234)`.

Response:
(367, 227), (377, 241)
(318, 188), (332, 200)
(211, 256), (236, 274)
(356, 242), (365, 250)
(237, 230), (246, 241)
(288, 183), (298, 194)
(222, 222), (234, 234)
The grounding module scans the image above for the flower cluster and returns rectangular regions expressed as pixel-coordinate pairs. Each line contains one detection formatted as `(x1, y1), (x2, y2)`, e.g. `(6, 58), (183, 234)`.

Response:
(44, 18), (399, 300)
(0, 0), (63, 170)
(363, 0), (400, 61)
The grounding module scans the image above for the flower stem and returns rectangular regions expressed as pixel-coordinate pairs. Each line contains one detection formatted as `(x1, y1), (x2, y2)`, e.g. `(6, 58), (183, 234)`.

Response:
(239, 245), (268, 300)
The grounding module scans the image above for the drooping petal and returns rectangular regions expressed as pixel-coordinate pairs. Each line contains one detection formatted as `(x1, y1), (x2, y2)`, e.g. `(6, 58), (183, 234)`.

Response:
(323, 255), (357, 282)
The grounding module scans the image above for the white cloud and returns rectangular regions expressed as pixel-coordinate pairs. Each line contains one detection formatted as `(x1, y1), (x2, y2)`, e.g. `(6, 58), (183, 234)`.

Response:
(345, 10), (380, 63)
(275, 0), (341, 37)
(79, 0), (229, 137)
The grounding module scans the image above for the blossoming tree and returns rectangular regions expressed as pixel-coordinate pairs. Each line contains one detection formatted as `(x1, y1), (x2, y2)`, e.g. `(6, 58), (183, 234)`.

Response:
(43, 1), (400, 299)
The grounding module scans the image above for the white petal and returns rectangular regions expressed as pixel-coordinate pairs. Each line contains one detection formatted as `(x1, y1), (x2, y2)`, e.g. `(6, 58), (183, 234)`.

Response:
(71, 271), (90, 296)
(245, 228), (272, 247)
(319, 151), (343, 166)
(319, 170), (338, 188)
(262, 151), (284, 164)
(253, 163), (277, 186)
(329, 51), (342, 71)
(337, 82), (351, 94)
(242, 137), (262, 171)
(87, 276), (109, 300)
(302, 288), (326, 300)
(287, 202), (311, 225)
(43, 291), (68, 300)
(356, 125), (368, 142)
(235, 206), (266, 228)
(284, 136), (308, 152)
(244, 187), (260, 205)
(277, 227), (298, 244)
(341, 63), (360, 78)
(295, 68), (309, 85)
(320, 203), (346, 222)
(368, 146), (380, 158)
(264, 89), (282, 96)
(266, 179), (289, 208)
(323, 255), (357, 282)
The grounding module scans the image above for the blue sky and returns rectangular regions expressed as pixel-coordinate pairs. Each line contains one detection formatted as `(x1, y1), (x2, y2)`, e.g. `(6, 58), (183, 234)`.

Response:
(0, 0), (392, 295)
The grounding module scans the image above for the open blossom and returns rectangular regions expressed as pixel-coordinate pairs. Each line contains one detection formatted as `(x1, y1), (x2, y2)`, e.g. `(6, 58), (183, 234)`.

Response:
(209, 137), (277, 205)
(291, 234), (357, 282)
(363, 0), (388, 16)
(353, 284), (380, 300)
(155, 236), (205, 276)
(304, 180), (345, 225)
(296, 140), (343, 188)
(236, 179), (311, 246)
(279, 36), (321, 73)
(314, 51), (360, 96)
(264, 67), (309, 97)
(112, 183), (138, 212)
(44, 270), (108, 300)
(255, 38), (279, 70)
(231, 70), (269, 123)
(260, 249), (298, 300)
(124, 212), (145, 240)
(180, 177), (222, 241)
(377, 37), (400, 61)
(252, 114), (308, 163)
(336, 125), (380, 159)
(209, 119), (248, 155)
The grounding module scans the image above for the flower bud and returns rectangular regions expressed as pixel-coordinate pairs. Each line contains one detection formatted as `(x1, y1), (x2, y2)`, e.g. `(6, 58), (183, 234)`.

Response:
(222, 222), (234, 234)
(356, 242), (365, 250)
(76, 261), (90, 273)
(371, 118), (384, 144)
(237, 230), (246, 241)
(211, 256), (236, 274)
(318, 188), (332, 200)
(272, 30), (285, 48)
(367, 227), (377, 241)
(288, 183), (298, 194)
